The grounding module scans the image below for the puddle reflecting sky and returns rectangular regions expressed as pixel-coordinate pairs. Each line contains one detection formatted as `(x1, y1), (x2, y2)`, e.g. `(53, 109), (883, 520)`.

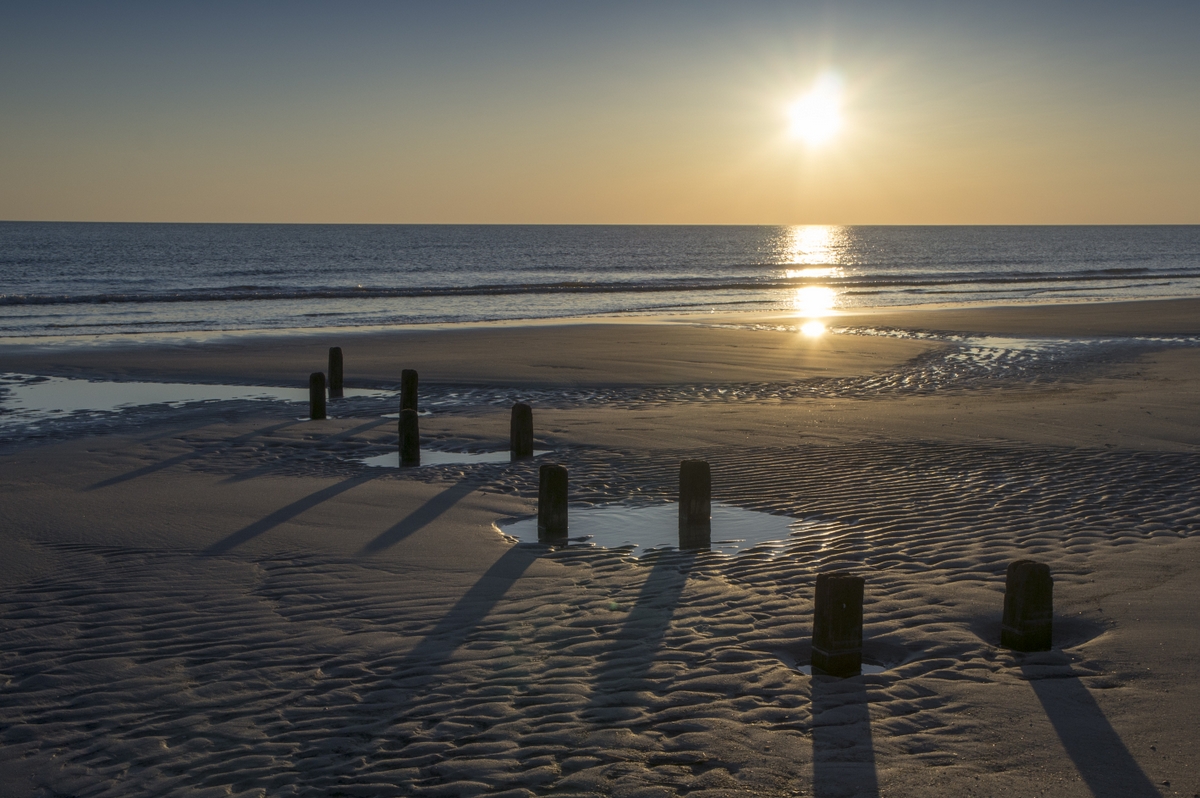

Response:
(360, 449), (551, 468)
(0, 372), (392, 423)
(499, 502), (804, 555)
(794, 664), (887, 676)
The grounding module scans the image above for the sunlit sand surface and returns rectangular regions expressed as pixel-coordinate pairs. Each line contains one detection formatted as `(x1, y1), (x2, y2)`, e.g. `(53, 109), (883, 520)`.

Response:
(1, 302), (1199, 796)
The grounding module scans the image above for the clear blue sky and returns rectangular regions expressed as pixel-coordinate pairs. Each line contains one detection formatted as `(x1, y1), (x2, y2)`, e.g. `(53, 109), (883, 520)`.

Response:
(2, 1), (1197, 223)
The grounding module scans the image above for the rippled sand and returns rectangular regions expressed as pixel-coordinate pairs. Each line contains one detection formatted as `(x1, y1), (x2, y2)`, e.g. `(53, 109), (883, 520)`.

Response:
(2, 301), (1199, 797)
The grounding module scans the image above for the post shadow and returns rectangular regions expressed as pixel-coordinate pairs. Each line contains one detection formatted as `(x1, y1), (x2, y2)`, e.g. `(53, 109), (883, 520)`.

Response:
(202, 472), (378, 555)
(221, 418), (394, 484)
(292, 542), (544, 781)
(811, 673), (880, 798)
(583, 551), (695, 722)
(1024, 661), (1159, 798)
(356, 479), (481, 556)
(86, 420), (303, 491)
(388, 544), (542, 689)
(320, 417), (392, 445)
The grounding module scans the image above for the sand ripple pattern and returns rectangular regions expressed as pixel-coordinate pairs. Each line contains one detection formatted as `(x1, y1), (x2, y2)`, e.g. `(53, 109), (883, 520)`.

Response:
(2, 441), (1196, 795)
(3, 332), (1198, 451)
(417, 331), (1200, 409)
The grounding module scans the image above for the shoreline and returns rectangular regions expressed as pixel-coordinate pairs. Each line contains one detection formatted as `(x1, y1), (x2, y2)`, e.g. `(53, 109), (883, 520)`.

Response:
(1, 297), (1198, 389)
(3, 295), (1200, 352)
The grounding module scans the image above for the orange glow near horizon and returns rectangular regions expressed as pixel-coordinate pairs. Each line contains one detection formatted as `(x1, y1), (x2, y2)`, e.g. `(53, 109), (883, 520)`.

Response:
(2, 8), (1197, 225)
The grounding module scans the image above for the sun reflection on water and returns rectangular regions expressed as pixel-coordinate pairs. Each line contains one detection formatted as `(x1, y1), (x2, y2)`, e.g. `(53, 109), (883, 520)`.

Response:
(782, 225), (844, 266)
(792, 286), (836, 317)
(777, 226), (844, 334)
(785, 266), (843, 280)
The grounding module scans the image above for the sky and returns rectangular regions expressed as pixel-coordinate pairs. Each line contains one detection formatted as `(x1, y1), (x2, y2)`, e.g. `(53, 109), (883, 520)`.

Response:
(1, 1), (1198, 224)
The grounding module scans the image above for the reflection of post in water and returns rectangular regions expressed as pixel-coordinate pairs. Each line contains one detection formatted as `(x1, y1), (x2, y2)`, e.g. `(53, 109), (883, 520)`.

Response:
(678, 459), (711, 551)
(510, 402), (534, 459)
(308, 372), (326, 420)
(811, 673), (879, 798)
(399, 408), (420, 466)
(538, 463), (569, 543)
(327, 346), (343, 399)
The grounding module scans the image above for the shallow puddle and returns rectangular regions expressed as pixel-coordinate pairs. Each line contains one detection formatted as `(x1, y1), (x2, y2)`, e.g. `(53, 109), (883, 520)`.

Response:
(794, 664), (887, 676)
(773, 649), (893, 676)
(0, 372), (391, 422)
(360, 449), (551, 468)
(498, 502), (804, 555)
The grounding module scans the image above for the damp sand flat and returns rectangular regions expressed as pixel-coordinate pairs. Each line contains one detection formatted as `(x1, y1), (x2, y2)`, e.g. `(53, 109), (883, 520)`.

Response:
(1, 300), (1200, 797)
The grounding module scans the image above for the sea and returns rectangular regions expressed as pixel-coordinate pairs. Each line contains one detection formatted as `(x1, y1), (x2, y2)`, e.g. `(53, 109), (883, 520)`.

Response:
(1, 223), (1199, 341)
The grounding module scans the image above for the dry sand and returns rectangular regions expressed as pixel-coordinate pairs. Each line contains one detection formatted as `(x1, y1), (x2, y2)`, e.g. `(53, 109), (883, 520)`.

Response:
(1, 298), (1199, 797)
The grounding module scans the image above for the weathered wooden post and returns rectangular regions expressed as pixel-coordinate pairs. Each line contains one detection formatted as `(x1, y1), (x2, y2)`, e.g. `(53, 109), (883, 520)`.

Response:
(1001, 560), (1052, 652)
(812, 572), (864, 677)
(538, 464), (568, 543)
(401, 369), (418, 412)
(678, 459), (711, 550)
(511, 402), (534, 459)
(399, 408), (420, 466)
(309, 372), (326, 420)
(328, 347), (343, 399)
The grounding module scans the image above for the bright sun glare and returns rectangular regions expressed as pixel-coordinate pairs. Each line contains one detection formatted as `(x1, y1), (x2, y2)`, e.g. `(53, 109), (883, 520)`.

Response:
(787, 74), (842, 146)
(792, 286), (836, 317)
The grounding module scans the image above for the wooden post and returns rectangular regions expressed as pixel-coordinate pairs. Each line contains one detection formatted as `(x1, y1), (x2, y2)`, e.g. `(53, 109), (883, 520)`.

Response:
(399, 408), (420, 466)
(678, 459), (711, 550)
(511, 402), (534, 459)
(537, 464), (568, 542)
(1001, 560), (1052, 652)
(812, 572), (864, 677)
(328, 347), (343, 399)
(401, 369), (418, 412)
(309, 372), (326, 420)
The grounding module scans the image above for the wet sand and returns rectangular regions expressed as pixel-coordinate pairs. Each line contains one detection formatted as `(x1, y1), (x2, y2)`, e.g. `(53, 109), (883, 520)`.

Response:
(1, 298), (1199, 797)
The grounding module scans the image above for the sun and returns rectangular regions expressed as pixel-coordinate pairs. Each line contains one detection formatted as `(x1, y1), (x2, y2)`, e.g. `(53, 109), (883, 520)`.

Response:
(787, 74), (843, 146)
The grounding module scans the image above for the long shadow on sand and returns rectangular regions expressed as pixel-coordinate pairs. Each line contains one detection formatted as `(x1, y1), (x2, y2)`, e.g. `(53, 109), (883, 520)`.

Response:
(1024, 662), (1159, 798)
(391, 543), (542, 687)
(811, 674), (879, 798)
(314, 416), (393, 445)
(86, 419), (303, 491)
(203, 472), (379, 555)
(221, 417), (394, 484)
(582, 551), (695, 724)
(290, 543), (543, 788)
(356, 479), (482, 556)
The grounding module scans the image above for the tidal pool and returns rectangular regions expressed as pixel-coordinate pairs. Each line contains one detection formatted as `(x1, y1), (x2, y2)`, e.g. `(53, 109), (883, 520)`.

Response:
(0, 372), (391, 423)
(498, 502), (805, 555)
(360, 449), (551, 468)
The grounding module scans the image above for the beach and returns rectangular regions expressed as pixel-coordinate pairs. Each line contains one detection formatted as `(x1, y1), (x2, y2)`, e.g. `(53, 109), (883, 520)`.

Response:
(2, 298), (1199, 797)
